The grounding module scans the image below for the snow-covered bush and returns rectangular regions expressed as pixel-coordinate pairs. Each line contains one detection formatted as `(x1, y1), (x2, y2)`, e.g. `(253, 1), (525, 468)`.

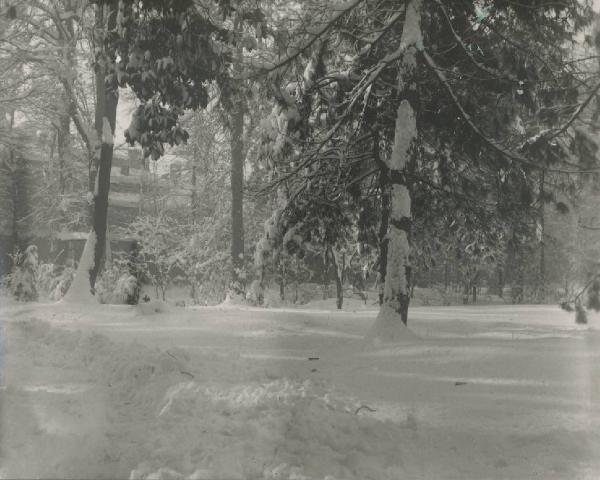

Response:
(7, 246), (39, 301)
(559, 275), (600, 324)
(96, 257), (140, 305)
(5, 247), (78, 302)
(127, 216), (185, 301)
(246, 279), (264, 305)
(37, 261), (75, 300)
(183, 219), (231, 305)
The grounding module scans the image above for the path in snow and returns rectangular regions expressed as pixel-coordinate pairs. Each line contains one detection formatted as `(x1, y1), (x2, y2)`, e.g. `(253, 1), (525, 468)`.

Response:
(1, 302), (599, 479)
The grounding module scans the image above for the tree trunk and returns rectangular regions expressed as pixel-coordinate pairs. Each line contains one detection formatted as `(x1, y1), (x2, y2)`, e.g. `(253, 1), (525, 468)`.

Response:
(376, 0), (422, 328)
(518, 268), (524, 303)
(538, 170), (545, 302)
(56, 5), (75, 197)
(6, 109), (25, 256)
(56, 106), (70, 195)
(229, 29), (245, 295)
(321, 250), (330, 299)
(444, 261), (449, 292)
(329, 246), (344, 310)
(498, 268), (504, 298)
(279, 262), (285, 301)
(89, 2), (118, 291)
(191, 160), (199, 219)
(378, 173), (390, 307)
(230, 101), (244, 294)
(66, 2), (118, 299)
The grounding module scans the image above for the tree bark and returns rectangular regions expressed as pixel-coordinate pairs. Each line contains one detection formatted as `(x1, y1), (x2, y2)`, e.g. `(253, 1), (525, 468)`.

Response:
(56, 2), (76, 197)
(329, 246), (344, 310)
(191, 160), (199, 219)
(378, 0), (422, 326)
(7, 109), (24, 254)
(378, 172), (390, 307)
(56, 105), (70, 195)
(88, 2), (118, 290)
(279, 262), (285, 301)
(498, 268), (504, 298)
(321, 251), (329, 299)
(229, 30), (245, 294)
(444, 261), (449, 292)
(229, 101), (244, 294)
(538, 170), (545, 302)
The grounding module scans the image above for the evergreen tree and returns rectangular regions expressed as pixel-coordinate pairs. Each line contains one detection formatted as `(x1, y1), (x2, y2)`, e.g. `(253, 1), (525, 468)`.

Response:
(257, 0), (598, 332)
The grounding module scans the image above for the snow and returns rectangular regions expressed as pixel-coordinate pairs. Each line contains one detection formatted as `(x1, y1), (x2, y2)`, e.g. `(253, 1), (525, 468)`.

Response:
(366, 305), (421, 344)
(62, 231), (98, 304)
(303, 58), (316, 89)
(1, 302), (599, 479)
(390, 183), (411, 218)
(110, 191), (141, 208)
(102, 116), (114, 145)
(388, 100), (416, 171)
(400, 0), (423, 50)
(55, 231), (91, 241)
(382, 227), (410, 299)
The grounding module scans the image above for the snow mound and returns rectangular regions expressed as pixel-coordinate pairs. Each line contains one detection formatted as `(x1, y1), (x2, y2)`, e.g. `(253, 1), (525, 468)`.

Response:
(62, 233), (99, 305)
(365, 305), (421, 345)
(8, 318), (415, 480)
(133, 377), (410, 480)
(10, 318), (190, 410)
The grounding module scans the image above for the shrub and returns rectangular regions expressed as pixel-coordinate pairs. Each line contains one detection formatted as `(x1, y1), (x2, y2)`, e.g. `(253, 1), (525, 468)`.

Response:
(7, 246), (39, 301)
(96, 257), (140, 304)
(38, 261), (76, 300)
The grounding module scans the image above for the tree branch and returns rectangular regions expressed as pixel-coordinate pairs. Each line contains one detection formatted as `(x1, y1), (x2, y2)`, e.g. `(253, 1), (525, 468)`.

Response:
(246, 0), (364, 78)
(421, 49), (600, 175)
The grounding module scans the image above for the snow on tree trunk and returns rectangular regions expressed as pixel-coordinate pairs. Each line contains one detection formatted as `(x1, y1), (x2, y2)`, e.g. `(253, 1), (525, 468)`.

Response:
(63, 231), (97, 303)
(369, 0), (422, 341)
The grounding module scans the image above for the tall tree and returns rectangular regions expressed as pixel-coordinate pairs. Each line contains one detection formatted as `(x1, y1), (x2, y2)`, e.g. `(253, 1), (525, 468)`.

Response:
(105, 0), (269, 295)
(66, 0), (120, 299)
(257, 0), (598, 334)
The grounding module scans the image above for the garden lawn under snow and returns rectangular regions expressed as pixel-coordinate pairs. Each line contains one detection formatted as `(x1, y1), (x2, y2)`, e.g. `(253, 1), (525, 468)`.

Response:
(1, 300), (599, 479)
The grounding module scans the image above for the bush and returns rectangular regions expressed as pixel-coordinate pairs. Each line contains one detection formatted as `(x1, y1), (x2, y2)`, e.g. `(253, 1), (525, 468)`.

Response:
(38, 261), (76, 300)
(96, 257), (140, 304)
(5, 246), (78, 302)
(7, 246), (39, 301)
(246, 279), (264, 305)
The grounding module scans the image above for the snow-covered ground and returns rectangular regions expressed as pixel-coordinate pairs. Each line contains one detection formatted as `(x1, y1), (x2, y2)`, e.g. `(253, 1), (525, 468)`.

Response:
(1, 300), (599, 479)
